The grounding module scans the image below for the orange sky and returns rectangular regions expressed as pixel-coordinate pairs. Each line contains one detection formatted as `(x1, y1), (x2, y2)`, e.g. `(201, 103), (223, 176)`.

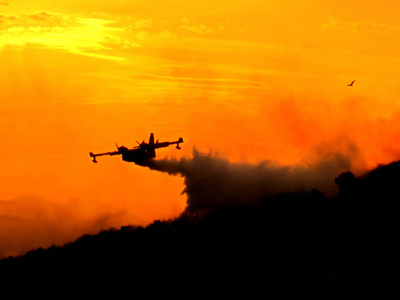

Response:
(2, 0), (400, 257)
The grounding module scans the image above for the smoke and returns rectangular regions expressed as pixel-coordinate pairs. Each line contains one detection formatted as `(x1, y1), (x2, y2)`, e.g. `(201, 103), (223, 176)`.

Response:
(141, 147), (354, 219)
(0, 196), (128, 258)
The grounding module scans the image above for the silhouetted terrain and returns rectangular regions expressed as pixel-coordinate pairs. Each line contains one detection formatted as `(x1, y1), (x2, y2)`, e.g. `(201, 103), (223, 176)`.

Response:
(1, 160), (399, 290)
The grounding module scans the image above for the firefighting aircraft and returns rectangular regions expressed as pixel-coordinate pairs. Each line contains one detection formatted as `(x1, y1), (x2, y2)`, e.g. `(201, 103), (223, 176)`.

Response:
(89, 133), (183, 164)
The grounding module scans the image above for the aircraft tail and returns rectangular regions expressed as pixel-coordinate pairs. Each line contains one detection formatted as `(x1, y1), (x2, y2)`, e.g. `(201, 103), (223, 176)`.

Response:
(148, 133), (156, 158)
(149, 132), (155, 145)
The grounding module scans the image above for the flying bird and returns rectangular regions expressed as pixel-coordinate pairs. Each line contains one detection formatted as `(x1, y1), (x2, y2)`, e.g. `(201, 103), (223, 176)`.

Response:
(347, 80), (355, 87)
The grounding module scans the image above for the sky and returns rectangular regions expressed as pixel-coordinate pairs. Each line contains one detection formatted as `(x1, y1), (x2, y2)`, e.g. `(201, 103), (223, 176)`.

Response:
(2, 0), (400, 257)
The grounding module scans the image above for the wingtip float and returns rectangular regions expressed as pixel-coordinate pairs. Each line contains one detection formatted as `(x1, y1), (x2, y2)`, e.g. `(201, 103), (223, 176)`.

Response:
(89, 133), (183, 164)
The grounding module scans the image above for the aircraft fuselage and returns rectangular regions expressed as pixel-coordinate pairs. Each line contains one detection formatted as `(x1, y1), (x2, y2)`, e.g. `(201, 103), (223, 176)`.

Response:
(121, 149), (156, 163)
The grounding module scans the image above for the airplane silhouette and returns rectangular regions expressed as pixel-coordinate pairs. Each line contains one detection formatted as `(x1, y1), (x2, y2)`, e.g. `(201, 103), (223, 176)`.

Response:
(347, 80), (355, 87)
(89, 133), (183, 164)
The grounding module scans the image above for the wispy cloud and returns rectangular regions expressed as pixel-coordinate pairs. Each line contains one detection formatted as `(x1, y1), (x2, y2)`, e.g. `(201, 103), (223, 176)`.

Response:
(181, 18), (214, 35)
(130, 73), (268, 88)
(322, 15), (400, 34)
(0, 12), (139, 60)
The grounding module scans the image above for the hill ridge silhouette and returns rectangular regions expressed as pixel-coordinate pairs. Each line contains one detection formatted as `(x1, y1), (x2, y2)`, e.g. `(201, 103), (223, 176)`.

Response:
(1, 160), (399, 288)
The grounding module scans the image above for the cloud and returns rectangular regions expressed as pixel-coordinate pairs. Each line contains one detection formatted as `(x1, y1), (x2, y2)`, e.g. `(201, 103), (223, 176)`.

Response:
(0, 12), (129, 60)
(141, 148), (353, 219)
(0, 12), (72, 30)
(181, 23), (213, 34)
(130, 18), (153, 30)
(322, 15), (400, 34)
(130, 73), (267, 89)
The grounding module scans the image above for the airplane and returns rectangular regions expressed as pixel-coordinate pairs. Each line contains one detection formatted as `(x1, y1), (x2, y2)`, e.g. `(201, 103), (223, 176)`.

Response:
(89, 133), (183, 164)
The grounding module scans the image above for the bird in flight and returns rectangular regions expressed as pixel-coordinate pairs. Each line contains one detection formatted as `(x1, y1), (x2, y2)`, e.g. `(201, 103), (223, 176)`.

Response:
(347, 80), (355, 87)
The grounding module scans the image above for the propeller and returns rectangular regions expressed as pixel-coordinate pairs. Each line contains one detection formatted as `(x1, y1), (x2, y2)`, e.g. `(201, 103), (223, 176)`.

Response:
(136, 140), (146, 148)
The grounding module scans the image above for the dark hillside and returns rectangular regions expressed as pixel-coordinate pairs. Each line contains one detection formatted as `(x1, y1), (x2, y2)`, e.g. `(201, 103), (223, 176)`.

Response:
(1, 161), (399, 290)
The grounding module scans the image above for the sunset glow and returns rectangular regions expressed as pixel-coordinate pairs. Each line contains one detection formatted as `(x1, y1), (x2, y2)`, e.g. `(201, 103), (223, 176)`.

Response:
(2, 0), (400, 257)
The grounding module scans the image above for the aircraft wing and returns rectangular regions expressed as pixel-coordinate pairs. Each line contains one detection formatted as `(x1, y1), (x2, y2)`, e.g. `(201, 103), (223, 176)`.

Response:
(89, 150), (121, 163)
(142, 138), (184, 150)
(89, 135), (183, 163)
